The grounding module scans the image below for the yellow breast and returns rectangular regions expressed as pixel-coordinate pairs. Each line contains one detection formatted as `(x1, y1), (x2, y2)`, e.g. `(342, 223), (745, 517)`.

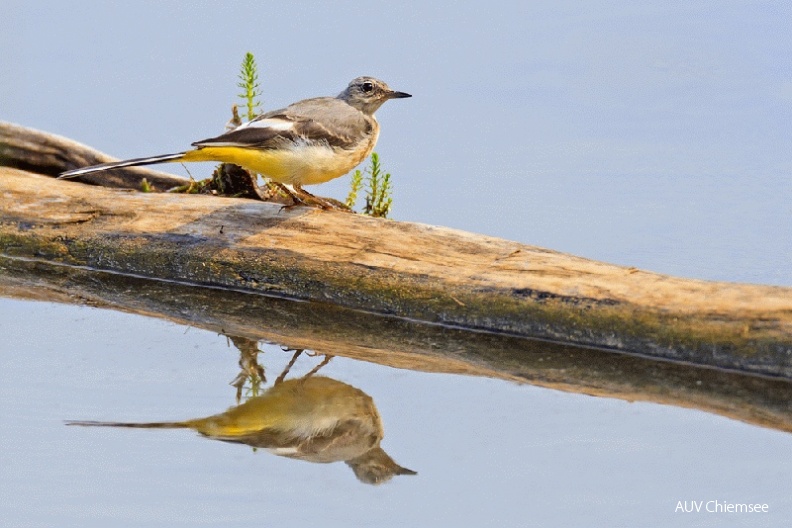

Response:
(182, 124), (380, 186)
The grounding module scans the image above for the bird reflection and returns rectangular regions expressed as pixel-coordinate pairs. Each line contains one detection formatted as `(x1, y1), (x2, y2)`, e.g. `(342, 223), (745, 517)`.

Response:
(66, 346), (416, 485)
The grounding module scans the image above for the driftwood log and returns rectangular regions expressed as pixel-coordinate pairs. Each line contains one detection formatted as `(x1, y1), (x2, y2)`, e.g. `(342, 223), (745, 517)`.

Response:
(1, 121), (791, 380)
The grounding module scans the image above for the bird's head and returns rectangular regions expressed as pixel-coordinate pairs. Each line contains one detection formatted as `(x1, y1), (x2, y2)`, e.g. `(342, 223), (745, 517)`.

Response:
(339, 76), (411, 115)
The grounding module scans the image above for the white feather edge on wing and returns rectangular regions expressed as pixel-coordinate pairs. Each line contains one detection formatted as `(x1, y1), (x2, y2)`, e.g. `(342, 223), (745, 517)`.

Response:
(237, 117), (295, 131)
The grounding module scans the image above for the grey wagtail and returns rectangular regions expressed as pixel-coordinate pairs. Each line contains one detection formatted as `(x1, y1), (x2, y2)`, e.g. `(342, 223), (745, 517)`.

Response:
(59, 77), (411, 197)
(66, 376), (416, 485)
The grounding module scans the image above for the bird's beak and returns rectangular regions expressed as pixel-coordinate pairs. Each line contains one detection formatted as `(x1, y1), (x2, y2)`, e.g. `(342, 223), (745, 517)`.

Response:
(388, 90), (412, 99)
(397, 466), (418, 475)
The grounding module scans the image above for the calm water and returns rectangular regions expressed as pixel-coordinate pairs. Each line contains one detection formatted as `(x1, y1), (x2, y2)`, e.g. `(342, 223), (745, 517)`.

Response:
(3, 1), (792, 526)
(3, 297), (792, 528)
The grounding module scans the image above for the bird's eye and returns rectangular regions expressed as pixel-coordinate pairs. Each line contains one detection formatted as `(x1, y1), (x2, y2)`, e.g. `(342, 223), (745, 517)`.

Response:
(361, 82), (374, 92)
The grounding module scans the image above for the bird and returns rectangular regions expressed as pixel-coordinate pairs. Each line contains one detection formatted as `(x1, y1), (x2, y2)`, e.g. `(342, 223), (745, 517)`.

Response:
(59, 77), (411, 204)
(66, 376), (416, 485)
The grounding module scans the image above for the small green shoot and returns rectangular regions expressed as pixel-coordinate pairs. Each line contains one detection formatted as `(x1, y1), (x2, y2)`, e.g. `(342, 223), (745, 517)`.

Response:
(346, 152), (394, 217)
(238, 52), (263, 120)
(363, 152), (393, 218)
(345, 169), (363, 209)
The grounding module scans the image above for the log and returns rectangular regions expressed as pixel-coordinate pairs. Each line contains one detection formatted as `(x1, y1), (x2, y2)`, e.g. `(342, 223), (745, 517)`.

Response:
(2, 255), (791, 434)
(1, 121), (791, 378)
(0, 121), (188, 190)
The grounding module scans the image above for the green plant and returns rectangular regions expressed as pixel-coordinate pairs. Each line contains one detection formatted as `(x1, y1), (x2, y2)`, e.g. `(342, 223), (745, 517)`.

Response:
(345, 169), (363, 209)
(139, 178), (152, 193)
(363, 152), (393, 218)
(237, 52), (263, 120)
(346, 152), (394, 218)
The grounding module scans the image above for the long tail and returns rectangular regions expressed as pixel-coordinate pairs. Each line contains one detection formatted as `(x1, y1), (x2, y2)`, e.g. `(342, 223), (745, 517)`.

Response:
(59, 152), (187, 179)
(65, 420), (191, 429)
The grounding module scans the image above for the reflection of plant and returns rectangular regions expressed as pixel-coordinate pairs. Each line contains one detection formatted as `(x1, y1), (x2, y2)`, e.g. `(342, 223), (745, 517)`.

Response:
(346, 152), (394, 218)
(239, 371), (265, 403)
(228, 336), (266, 404)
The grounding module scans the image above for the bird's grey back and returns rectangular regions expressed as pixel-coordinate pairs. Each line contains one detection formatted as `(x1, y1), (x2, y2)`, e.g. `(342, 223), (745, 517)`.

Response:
(193, 96), (375, 151)
(261, 97), (375, 145)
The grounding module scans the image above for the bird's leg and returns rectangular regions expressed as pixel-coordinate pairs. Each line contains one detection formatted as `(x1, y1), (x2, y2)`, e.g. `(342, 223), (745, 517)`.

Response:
(293, 184), (352, 212)
(275, 349), (303, 385)
(303, 355), (334, 379)
(274, 183), (352, 212)
(270, 182), (309, 210)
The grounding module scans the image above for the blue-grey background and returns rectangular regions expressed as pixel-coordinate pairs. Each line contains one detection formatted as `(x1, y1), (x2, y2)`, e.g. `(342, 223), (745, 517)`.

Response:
(2, 1), (791, 527)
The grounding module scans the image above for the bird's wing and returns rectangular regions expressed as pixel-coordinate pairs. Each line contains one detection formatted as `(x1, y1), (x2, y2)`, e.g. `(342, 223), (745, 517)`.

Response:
(208, 428), (290, 448)
(192, 97), (373, 150)
(206, 418), (377, 463)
